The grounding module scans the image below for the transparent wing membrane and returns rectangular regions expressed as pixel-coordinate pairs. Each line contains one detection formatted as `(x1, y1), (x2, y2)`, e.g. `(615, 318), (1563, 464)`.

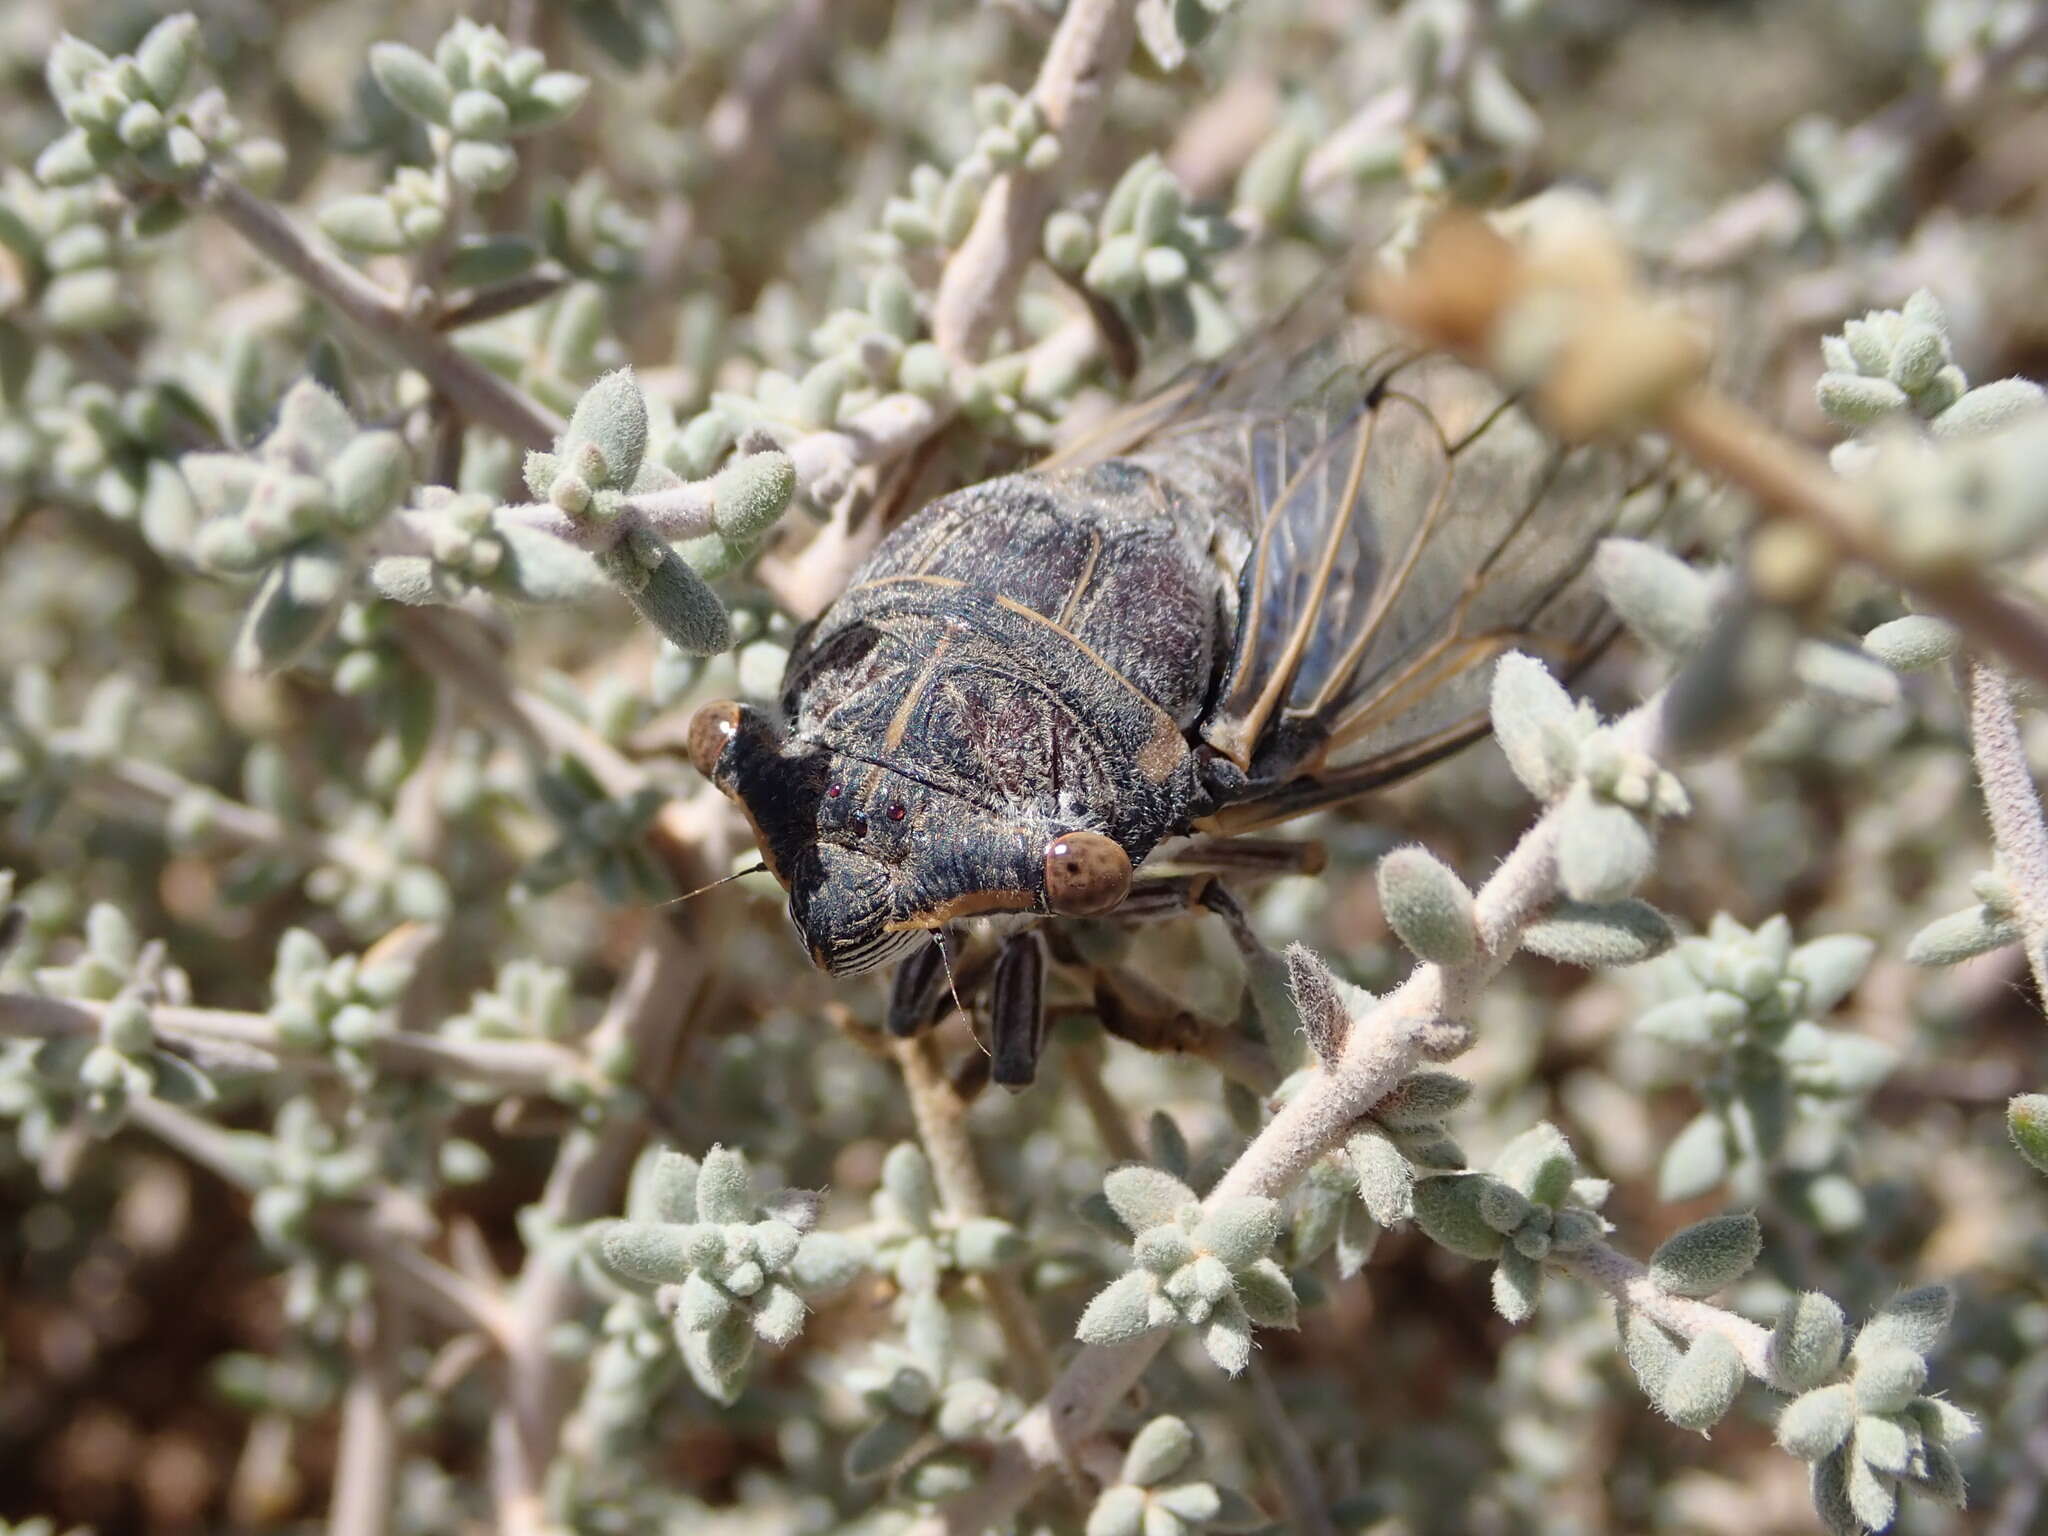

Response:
(1042, 280), (1677, 822)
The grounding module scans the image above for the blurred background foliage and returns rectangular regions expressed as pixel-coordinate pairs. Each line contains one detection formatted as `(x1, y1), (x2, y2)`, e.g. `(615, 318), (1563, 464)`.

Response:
(1, 1), (2046, 1533)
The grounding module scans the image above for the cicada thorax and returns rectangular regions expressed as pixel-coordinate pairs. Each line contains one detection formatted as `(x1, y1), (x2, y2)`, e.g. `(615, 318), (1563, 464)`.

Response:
(784, 461), (1247, 854)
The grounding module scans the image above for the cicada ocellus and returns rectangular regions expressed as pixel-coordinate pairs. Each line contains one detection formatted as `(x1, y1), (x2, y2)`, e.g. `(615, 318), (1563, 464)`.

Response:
(689, 289), (1675, 1085)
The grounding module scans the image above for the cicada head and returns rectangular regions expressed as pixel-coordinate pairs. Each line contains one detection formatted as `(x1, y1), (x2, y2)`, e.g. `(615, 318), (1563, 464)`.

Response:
(689, 700), (1134, 975)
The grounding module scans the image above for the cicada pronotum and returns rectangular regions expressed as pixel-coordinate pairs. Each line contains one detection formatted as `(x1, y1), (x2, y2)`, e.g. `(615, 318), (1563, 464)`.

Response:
(688, 277), (1679, 1086)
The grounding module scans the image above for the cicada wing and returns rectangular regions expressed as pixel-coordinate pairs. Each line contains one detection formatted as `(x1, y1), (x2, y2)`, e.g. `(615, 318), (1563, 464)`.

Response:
(1035, 262), (1370, 473)
(1188, 341), (1680, 820)
(1036, 264), (1683, 829)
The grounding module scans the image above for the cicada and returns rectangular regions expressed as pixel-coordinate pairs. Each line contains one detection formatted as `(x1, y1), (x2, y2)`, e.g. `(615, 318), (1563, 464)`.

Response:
(689, 293), (1671, 1085)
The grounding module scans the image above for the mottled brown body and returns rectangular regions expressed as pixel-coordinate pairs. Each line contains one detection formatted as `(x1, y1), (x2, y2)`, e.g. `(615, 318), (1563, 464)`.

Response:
(692, 311), (1671, 1069)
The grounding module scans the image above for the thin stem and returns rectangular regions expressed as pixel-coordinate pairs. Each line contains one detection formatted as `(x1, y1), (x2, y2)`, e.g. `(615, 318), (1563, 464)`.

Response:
(327, 1299), (404, 1536)
(1245, 1358), (1336, 1536)
(79, 755), (359, 865)
(1064, 1037), (1144, 1163)
(0, 991), (587, 1092)
(915, 695), (1671, 1533)
(891, 1033), (1055, 1398)
(1661, 389), (2048, 692)
(489, 926), (704, 1534)
(1966, 661), (2048, 1002)
(189, 170), (563, 448)
(1551, 1242), (1775, 1381)
(929, 0), (1142, 363)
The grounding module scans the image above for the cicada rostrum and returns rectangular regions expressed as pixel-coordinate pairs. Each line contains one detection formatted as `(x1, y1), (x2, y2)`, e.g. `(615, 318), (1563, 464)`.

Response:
(688, 294), (1673, 1087)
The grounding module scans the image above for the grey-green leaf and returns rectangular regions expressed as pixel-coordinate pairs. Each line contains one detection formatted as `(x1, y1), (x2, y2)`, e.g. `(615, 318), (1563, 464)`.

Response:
(1648, 1212), (1761, 1297)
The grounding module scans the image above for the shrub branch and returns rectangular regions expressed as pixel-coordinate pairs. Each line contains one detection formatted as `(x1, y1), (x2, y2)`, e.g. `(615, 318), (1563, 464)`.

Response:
(919, 695), (1671, 1533)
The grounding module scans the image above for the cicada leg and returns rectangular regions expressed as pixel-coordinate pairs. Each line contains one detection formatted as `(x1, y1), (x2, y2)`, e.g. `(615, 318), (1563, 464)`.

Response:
(989, 930), (1049, 1090)
(884, 928), (984, 1039)
(1086, 961), (1277, 1094)
(1148, 835), (1328, 879)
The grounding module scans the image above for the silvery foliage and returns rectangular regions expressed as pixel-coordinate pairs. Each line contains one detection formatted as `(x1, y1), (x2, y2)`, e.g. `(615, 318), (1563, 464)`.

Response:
(1769, 1288), (1976, 1534)
(0, 3), (2029, 1533)
(321, 20), (589, 249)
(1410, 1121), (1613, 1327)
(1808, 296), (2048, 1194)
(14, 899), (212, 1134)
(1820, 291), (2048, 578)
(1279, 945), (1473, 1275)
(1590, 538), (1905, 741)
(0, 668), (142, 835)
(1615, 1214), (1765, 1434)
(595, 1146), (863, 1403)
(182, 381), (416, 671)
(2012, 1093), (2048, 1175)
(510, 369), (798, 651)
(265, 925), (414, 1086)
(861, 1142), (1026, 1293)
(839, 1292), (1021, 1501)
(36, 15), (281, 196)
(1485, 650), (1683, 965)
(1084, 1415), (1266, 1536)
(1633, 914), (1892, 1216)
(1053, 153), (1243, 352)
(1074, 1157), (1298, 1375)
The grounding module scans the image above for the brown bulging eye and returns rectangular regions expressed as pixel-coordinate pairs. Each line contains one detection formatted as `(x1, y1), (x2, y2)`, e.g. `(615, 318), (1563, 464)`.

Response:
(687, 700), (745, 780)
(1042, 831), (1132, 915)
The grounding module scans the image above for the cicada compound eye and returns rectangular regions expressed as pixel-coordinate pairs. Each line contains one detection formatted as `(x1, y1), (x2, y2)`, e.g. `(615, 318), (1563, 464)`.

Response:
(687, 700), (746, 780)
(1043, 830), (1132, 916)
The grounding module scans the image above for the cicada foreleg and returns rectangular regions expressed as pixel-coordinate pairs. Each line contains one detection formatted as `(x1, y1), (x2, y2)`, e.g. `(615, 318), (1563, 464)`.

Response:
(884, 928), (985, 1039)
(989, 930), (1049, 1090)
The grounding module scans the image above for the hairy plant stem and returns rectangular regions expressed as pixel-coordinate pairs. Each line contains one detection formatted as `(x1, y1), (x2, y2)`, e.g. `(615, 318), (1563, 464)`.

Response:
(488, 924), (706, 1536)
(930, 0), (1141, 363)
(1965, 661), (2048, 1002)
(1661, 389), (2048, 691)
(917, 694), (1673, 1534)
(1551, 1242), (1774, 1379)
(0, 990), (587, 1091)
(891, 1032), (1054, 1399)
(327, 1297), (405, 1536)
(188, 170), (564, 447)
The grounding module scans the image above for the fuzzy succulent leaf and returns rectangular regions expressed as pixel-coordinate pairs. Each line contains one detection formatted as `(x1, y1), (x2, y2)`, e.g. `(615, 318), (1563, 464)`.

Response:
(2011, 1093), (2048, 1175)
(1659, 1331), (1745, 1430)
(1492, 1121), (1578, 1208)
(1348, 1130), (1415, 1227)
(1770, 1291), (1847, 1392)
(1376, 846), (1479, 966)
(1076, 1271), (1159, 1346)
(1618, 1310), (1683, 1397)
(1852, 1286), (1953, 1361)
(1862, 614), (1958, 671)
(788, 1231), (862, 1294)
(1521, 899), (1675, 967)
(1490, 652), (1583, 801)
(1191, 1196), (1279, 1269)
(561, 369), (648, 490)
(1103, 1165), (1199, 1235)
(1777, 1383), (1857, 1460)
(1122, 1415), (1197, 1486)
(1232, 1258), (1298, 1330)
(1412, 1174), (1505, 1260)
(1648, 1212), (1761, 1297)
(1492, 1246), (1542, 1324)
